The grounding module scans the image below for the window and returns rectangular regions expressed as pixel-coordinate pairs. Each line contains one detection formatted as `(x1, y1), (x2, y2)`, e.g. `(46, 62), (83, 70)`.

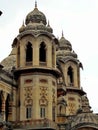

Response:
(26, 106), (32, 119)
(52, 106), (55, 121)
(40, 107), (45, 118)
(26, 42), (32, 62)
(17, 46), (20, 67)
(39, 42), (46, 62)
(67, 66), (74, 85)
(59, 105), (62, 114)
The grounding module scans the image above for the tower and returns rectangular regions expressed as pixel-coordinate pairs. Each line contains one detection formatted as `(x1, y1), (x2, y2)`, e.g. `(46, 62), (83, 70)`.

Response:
(56, 33), (85, 117)
(11, 2), (60, 129)
(0, 2), (98, 130)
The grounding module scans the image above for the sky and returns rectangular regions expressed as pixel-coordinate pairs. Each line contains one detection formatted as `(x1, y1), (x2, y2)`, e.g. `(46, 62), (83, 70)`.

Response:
(0, 0), (98, 113)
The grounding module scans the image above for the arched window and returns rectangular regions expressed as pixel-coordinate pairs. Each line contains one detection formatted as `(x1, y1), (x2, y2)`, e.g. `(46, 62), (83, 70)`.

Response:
(39, 42), (46, 62)
(26, 105), (32, 119)
(26, 42), (32, 62)
(40, 106), (46, 118)
(5, 94), (10, 121)
(59, 105), (62, 114)
(67, 66), (74, 86)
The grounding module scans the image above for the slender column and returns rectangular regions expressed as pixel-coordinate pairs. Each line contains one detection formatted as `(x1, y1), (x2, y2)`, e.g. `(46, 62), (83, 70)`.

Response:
(1, 92), (7, 121)
(8, 99), (13, 121)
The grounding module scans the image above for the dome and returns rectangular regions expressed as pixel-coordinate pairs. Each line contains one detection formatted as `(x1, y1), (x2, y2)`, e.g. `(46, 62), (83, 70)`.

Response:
(59, 34), (72, 51)
(1, 48), (16, 74)
(25, 3), (47, 25)
(70, 112), (98, 130)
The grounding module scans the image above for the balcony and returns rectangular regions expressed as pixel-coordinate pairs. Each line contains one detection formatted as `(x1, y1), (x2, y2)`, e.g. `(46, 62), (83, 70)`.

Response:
(57, 83), (66, 97)
(12, 119), (57, 130)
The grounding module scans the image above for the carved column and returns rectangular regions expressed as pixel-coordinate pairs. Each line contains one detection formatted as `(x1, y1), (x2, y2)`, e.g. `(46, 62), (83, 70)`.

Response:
(7, 96), (13, 121)
(1, 92), (7, 121)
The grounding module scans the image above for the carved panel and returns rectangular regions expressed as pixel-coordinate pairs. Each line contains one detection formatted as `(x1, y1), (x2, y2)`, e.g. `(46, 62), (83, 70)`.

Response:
(68, 97), (75, 101)
(24, 86), (33, 106)
(52, 88), (55, 104)
(24, 86), (32, 98)
(24, 98), (33, 106)
(39, 86), (48, 106)
(68, 103), (75, 114)
(39, 97), (48, 106)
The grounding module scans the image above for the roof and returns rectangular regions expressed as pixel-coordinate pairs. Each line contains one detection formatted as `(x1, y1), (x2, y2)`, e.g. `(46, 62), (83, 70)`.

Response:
(70, 112), (98, 130)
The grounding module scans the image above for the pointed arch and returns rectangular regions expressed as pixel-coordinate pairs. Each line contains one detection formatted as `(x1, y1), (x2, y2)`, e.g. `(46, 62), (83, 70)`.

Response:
(39, 42), (46, 62)
(26, 42), (33, 62)
(67, 66), (74, 86)
(58, 104), (66, 115)
(5, 94), (10, 121)
(17, 45), (20, 67)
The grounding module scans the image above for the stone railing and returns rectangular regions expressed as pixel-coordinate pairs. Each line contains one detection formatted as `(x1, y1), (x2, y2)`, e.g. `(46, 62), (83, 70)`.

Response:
(11, 118), (57, 130)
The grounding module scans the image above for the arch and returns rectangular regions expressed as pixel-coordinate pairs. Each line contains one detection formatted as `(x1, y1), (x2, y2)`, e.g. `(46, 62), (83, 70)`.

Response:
(40, 106), (46, 118)
(26, 42), (33, 62)
(59, 105), (63, 114)
(26, 105), (32, 119)
(58, 104), (66, 115)
(67, 66), (74, 86)
(5, 94), (10, 121)
(17, 45), (20, 67)
(39, 42), (46, 62)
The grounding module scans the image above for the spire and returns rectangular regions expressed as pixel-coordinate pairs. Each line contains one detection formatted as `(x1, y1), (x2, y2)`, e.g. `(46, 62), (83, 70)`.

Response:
(62, 30), (64, 37)
(22, 20), (24, 26)
(35, 0), (37, 8)
(47, 20), (50, 27)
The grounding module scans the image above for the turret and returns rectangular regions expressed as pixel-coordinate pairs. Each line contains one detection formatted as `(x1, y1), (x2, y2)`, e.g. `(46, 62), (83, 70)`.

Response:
(11, 3), (60, 126)
(57, 33), (85, 116)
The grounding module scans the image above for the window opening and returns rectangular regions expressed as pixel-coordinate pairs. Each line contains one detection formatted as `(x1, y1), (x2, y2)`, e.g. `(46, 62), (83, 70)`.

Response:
(59, 105), (62, 114)
(52, 106), (55, 121)
(5, 94), (10, 121)
(26, 42), (32, 62)
(26, 106), (32, 119)
(40, 107), (45, 118)
(67, 66), (74, 85)
(39, 42), (46, 62)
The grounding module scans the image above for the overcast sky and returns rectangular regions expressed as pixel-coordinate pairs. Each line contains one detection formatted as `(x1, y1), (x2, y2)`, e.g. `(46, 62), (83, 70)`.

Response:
(0, 0), (98, 113)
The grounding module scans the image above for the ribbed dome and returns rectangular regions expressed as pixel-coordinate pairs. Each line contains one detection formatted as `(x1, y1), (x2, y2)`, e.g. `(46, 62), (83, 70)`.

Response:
(70, 113), (98, 130)
(1, 48), (16, 74)
(59, 34), (72, 51)
(25, 3), (47, 25)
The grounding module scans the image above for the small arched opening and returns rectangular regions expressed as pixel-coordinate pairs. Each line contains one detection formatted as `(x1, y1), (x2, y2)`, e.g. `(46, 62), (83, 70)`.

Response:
(67, 66), (74, 86)
(39, 42), (46, 64)
(26, 42), (33, 64)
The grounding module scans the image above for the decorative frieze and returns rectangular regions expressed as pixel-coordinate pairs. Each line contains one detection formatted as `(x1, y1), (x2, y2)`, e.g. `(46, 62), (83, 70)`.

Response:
(39, 79), (48, 84)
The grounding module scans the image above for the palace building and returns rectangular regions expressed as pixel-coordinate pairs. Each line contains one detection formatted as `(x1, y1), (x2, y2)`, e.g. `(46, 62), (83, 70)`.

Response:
(0, 2), (98, 130)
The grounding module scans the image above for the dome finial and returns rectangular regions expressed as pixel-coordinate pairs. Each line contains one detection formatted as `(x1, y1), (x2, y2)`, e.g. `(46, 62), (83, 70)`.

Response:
(48, 20), (50, 26)
(22, 20), (24, 26)
(35, 0), (37, 8)
(62, 30), (64, 37)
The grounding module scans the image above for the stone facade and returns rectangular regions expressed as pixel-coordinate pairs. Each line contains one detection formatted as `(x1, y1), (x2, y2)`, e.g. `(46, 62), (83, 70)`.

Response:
(0, 2), (98, 130)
